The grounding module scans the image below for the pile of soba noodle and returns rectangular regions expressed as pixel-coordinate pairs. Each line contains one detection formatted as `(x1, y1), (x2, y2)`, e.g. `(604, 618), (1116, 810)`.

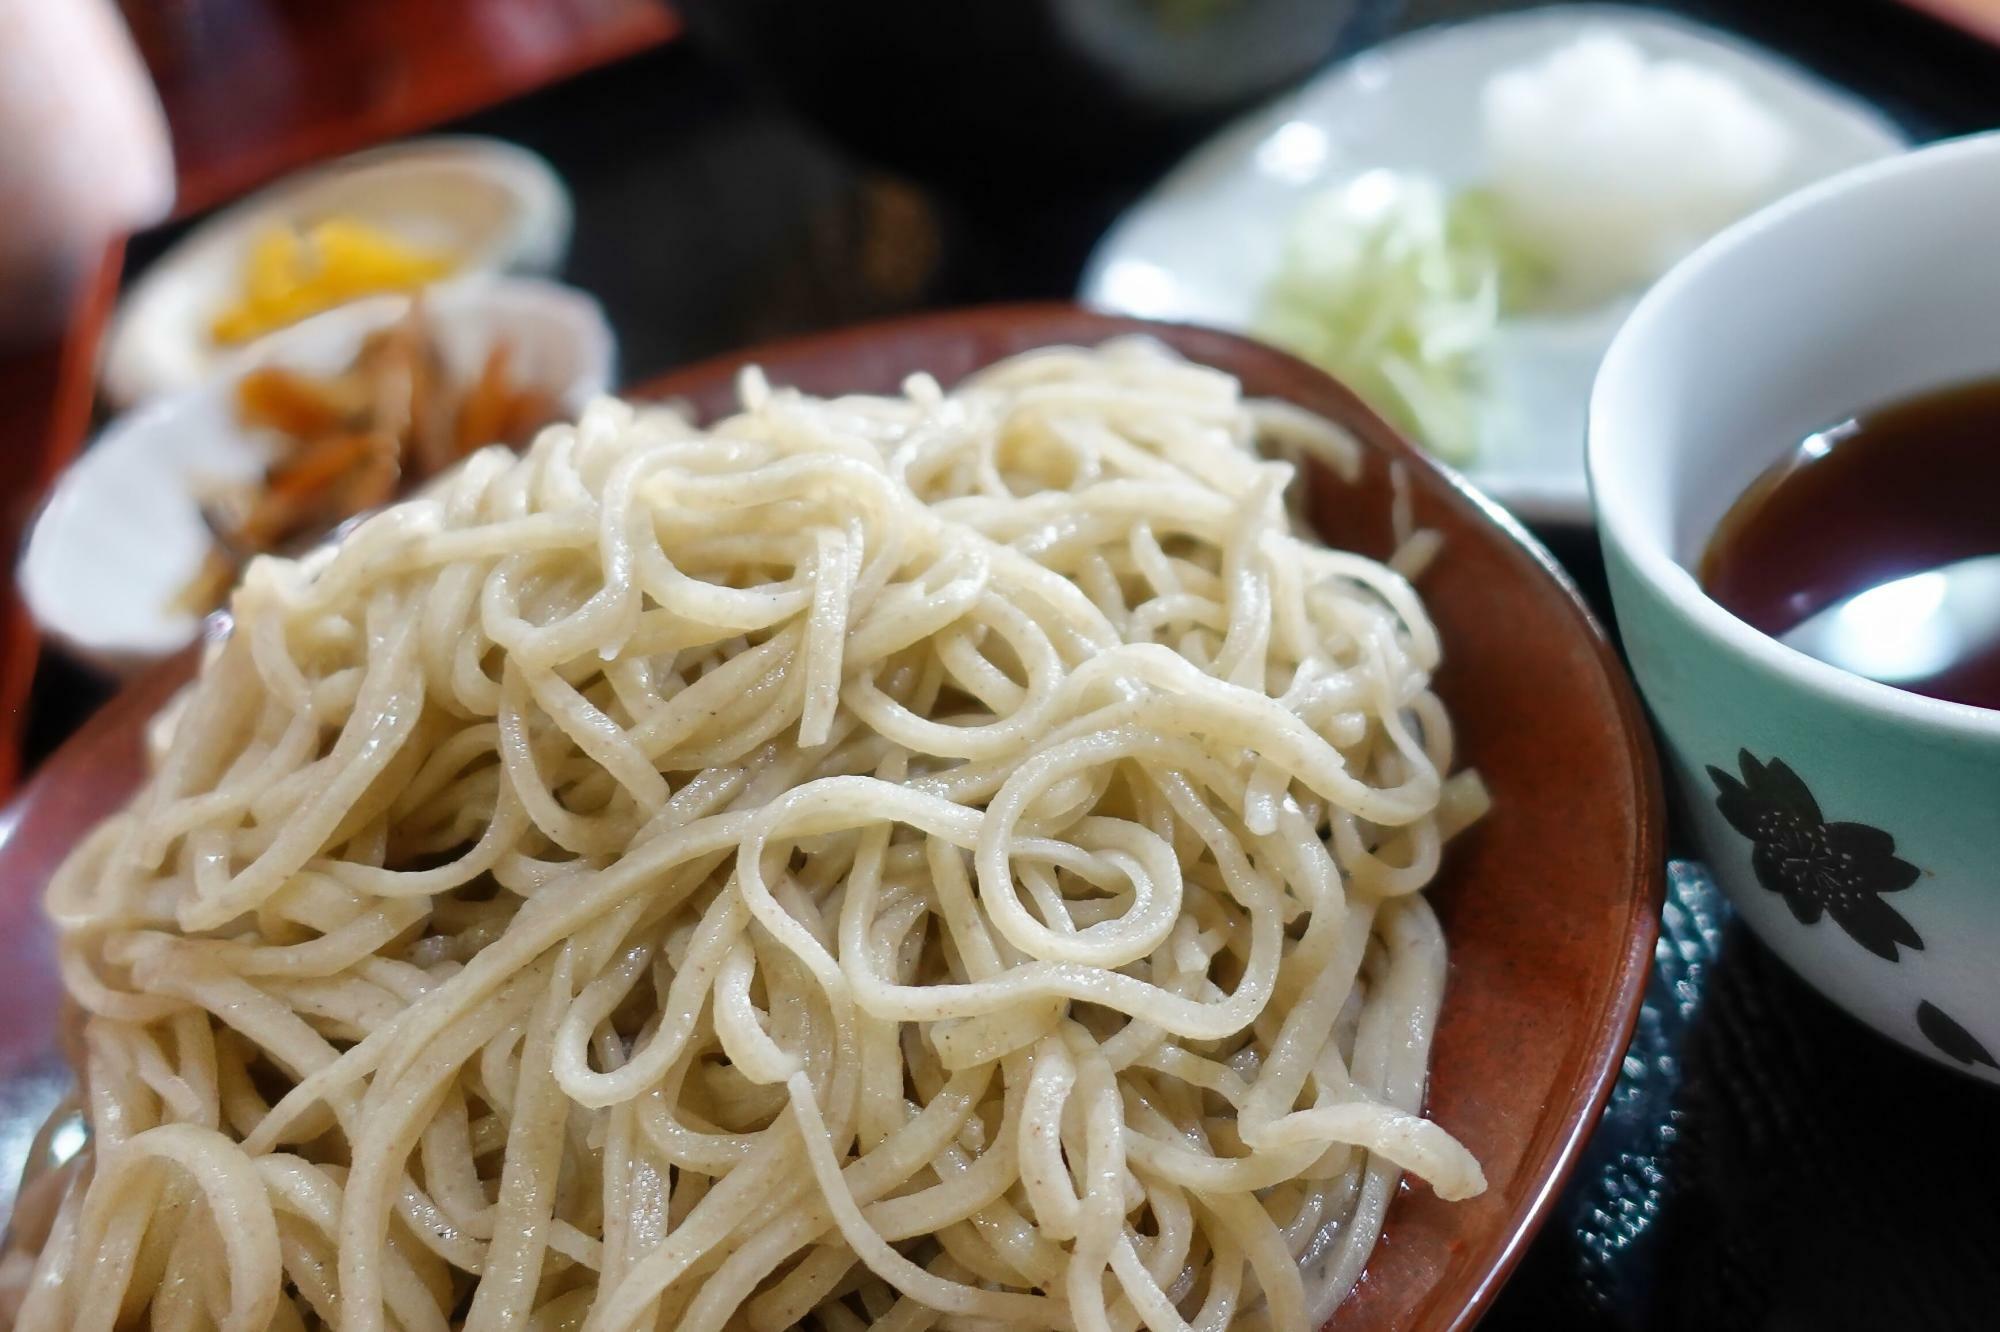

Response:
(11, 339), (1486, 1332)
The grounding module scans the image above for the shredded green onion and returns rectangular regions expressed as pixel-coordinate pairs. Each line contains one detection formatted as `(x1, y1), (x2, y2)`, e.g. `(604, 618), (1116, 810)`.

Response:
(1254, 170), (1540, 464)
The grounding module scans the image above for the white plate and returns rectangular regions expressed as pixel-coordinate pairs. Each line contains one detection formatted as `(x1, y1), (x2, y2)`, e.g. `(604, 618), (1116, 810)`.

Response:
(1079, 5), (1907, 524)
(28, 276), (615, 673)
(102, 136), (573, 410)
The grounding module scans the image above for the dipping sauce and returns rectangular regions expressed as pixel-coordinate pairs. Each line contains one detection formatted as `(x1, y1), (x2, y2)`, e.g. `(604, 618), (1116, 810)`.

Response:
(1700, 377), (2000, 710)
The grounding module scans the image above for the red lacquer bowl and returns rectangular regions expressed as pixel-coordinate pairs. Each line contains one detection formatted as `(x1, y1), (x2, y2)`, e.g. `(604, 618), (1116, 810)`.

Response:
(0, 304), (1663, 1329)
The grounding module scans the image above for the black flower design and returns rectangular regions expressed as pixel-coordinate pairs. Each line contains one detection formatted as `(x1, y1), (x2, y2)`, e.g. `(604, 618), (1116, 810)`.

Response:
(1916, 1000), (1997, 1070)
(1706, 750), (1923, 962)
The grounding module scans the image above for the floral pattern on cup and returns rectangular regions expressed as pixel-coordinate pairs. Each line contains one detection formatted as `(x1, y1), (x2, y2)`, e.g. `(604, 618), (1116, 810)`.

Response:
(1917, 1000), (1996, 1071)
(1706, 750), (1923, 962)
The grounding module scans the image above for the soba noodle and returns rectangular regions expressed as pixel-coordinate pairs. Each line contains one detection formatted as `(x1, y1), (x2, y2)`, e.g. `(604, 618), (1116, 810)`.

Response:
(10, 339), (1486, 1331)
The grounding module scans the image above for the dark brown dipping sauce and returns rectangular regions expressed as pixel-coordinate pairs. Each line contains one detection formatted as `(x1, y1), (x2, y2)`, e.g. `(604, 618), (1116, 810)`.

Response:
(1700, 376), (2000, 710)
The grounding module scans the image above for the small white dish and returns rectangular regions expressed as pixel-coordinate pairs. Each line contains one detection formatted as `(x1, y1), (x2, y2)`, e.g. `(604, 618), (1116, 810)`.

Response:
(102, 136), (573, 409)
(28, 276), (614, 673)
(1079, 4), (1906, 524)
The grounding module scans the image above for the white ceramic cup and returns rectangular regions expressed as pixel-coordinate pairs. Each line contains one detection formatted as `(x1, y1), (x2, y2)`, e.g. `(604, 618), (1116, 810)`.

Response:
(1589, 130), (2000, 1082)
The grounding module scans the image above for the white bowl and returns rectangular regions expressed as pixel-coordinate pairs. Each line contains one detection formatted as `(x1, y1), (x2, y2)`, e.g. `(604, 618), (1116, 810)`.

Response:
(101, 136), (573, 409)
(1080, 3), (1906, 524)
(1590, 130), (2000, 1080)
(27, 276), (614, 673)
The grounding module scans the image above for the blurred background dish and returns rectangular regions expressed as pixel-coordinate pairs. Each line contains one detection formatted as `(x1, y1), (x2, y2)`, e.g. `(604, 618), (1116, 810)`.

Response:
(676, 0), (1401, 203)
(25, 274), (611, 671)
(100, 135), (572, 407)
(1080, 4), (1906, 522)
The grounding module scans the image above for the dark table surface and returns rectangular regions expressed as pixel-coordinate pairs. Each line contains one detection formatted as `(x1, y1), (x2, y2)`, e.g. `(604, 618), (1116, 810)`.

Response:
(32, 1), (2000, 1327)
